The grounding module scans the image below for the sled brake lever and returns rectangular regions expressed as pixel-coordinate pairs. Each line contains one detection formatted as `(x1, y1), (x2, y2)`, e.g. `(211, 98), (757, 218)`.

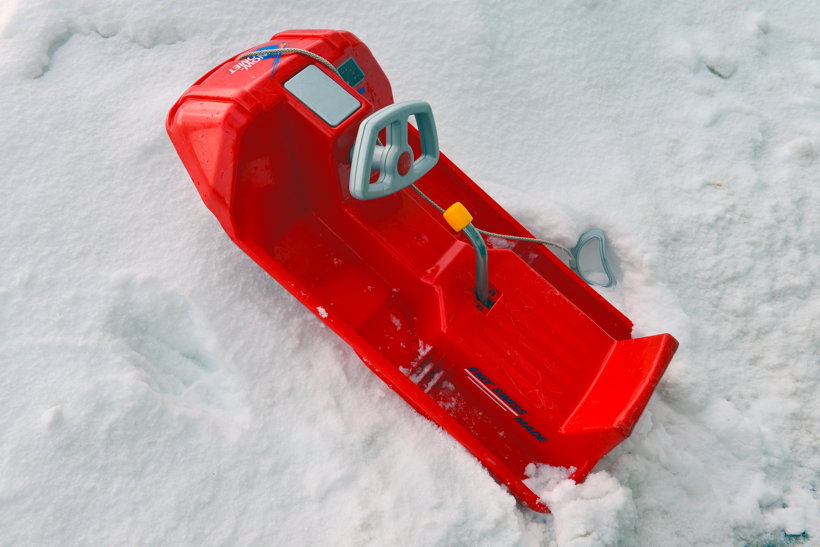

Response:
(443, 202), (492, 308)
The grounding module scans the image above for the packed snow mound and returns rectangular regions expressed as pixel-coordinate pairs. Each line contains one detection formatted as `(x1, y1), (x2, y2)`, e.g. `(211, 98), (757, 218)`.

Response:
(525, 465), (637, 547)
(1, 0), (818, 545)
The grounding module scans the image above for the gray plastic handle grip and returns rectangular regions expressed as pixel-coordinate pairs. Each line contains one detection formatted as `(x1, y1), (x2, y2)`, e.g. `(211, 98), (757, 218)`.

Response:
(349, 101), (440, 200)
(571, 228), (616, 288)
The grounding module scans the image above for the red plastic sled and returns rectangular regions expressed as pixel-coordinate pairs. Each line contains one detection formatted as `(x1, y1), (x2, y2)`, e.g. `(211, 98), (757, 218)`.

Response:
(167, 29), (678, 512)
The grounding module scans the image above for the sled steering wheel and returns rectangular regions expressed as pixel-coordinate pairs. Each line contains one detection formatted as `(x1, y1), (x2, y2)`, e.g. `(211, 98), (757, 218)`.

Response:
(349, 101), (440, 200)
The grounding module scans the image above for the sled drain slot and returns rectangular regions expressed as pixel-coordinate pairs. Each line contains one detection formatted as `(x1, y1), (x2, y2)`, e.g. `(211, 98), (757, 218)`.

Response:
(406, 351), (446, 393)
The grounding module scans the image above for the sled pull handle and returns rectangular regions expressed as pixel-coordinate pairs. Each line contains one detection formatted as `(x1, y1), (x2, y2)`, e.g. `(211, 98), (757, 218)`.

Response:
(444, 202), (492, 308)
(350, 101), (440, 200)
(571, 228), (616, 288)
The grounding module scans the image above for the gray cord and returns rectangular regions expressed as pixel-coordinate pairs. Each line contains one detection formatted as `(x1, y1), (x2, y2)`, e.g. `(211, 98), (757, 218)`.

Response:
(410, 184), (575, 265)
(236, 47), (340, 76)
(475, 228), (575, 266)
(235, 46), (574, 266)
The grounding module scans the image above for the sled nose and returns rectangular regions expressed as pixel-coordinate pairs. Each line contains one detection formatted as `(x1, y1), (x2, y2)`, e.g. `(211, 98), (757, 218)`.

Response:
(167, 98), (250, 238)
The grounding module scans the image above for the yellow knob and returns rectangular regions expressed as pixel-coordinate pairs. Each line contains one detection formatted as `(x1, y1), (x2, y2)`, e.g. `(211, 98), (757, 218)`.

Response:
(443, 202), (473, 232)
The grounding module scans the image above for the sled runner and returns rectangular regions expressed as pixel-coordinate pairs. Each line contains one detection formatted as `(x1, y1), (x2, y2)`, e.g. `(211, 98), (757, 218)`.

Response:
(167, 29), (678, 512)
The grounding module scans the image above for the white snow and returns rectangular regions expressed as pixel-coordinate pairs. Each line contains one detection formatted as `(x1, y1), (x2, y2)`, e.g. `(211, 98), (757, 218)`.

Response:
(390, 314), (402, 330)
(1, 1), (818, 545)
(524, 465), (636, 547)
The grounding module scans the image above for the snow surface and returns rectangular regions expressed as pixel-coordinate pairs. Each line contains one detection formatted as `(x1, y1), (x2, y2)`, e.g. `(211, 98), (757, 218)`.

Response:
(1, 1), (818, 545)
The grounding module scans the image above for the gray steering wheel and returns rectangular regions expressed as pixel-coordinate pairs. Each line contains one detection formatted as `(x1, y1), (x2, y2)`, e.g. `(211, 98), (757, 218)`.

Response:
(349, 101), (440, 200)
